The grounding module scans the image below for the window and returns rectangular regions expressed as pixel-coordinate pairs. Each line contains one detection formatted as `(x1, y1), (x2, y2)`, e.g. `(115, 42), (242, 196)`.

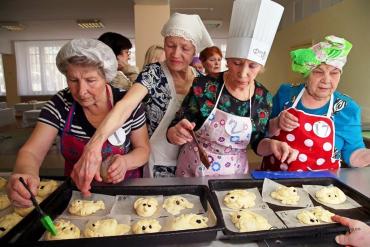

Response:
(0, 55), (5, 96)
(15, 40), (68, 95)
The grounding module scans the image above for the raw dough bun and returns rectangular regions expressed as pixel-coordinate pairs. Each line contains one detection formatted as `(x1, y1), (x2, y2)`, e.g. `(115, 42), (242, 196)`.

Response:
(38, 180), (58, 198)
(68, 200), (105, 216)
(230, 210), (272, 232)
(83, 218), (130, 237)
(171, 213), (208, 231)
(14, 196), (43, 216)
(0, 177), (7, 189)
(271, 186), (300, 205)
(163, 196), (194, 215)
(134, 197), (158, 217)
(132, 219), (161, 234)
(45, 219), (80, 240)
(315, 186), (346, 204)
(311, 207), (334, 223)
(297, 210), (320, 225)
(0, 213), (23, 237)
(0, 194), (10, 210)
(223, 189), (256, 209)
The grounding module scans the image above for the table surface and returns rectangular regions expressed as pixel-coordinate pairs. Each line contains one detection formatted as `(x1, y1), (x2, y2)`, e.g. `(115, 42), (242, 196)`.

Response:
(363, 131), (370, 139)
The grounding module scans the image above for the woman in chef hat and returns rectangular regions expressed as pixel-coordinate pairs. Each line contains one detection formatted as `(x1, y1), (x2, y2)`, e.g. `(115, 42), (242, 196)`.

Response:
(167, 0), (298, 177)
(262, 35), (370, 171)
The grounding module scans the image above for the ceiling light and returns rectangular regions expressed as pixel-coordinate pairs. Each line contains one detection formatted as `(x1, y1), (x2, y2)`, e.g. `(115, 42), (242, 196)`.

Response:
(203, 20), (223, 29)
(77, 19), (104, 29)
(0, 22), (25, 31)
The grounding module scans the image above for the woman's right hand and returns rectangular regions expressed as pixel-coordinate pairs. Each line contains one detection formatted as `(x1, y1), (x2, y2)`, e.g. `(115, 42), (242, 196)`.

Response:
(278, 110), (300, 132)
(167, 119), (196, 145)
(71, 142), (103, 197)
(7, 173), (40, 208)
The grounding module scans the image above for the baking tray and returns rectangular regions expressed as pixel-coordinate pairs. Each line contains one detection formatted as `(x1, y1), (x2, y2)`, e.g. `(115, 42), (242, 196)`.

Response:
(12, 180), (223, 246)
(208, 177), (370, 241)
(0, 176), (68, 244)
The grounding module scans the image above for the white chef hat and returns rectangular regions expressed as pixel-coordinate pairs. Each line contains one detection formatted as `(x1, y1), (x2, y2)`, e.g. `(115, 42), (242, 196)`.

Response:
(56, 39), (118, 82)
(226, 0), (284, 66)
(161, 13), (214, 53)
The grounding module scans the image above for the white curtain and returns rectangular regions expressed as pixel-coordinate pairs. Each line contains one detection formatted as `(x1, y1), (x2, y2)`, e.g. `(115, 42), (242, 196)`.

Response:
(15, 40), (69, 96)
(0, 55), (5, 96)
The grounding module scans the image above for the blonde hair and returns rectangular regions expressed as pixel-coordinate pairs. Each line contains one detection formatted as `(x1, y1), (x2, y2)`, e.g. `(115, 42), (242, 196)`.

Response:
(142, 45), (165, 70)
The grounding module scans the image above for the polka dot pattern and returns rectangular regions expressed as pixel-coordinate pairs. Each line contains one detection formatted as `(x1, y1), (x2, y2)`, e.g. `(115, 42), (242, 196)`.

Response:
(304, 123), (312, 131)
(323, 142), (332, 151)
(304, 139), (313, 147)
(286, 134), (295, 142)
(316, 158), (325, 166)
(298, 153), (307, 162)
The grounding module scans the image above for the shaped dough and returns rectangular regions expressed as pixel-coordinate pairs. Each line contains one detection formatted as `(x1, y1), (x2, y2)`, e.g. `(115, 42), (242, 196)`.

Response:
(311, 207), (334, 223)
(38, 180), (58, 198)
(271, 186), (300, 205)
(315, 186), (346, 204)
(14, 196), (43, 216)
(0, 194), (10, 210)
(0, 177), (7, 189)
(230, 210), (272, 232)
(45, 219), (80, 240)
(134, 197), (158, 217)
(0, 213), (23, 237)
(68, 200), (105, 216)
(163, 196), (194, 215)
(297, 210), (320, 225)
(223, 189), (256, 210)
(83, 218), (130, 237)
(132, 219), (161, 234)
(171, 213), (208, 231)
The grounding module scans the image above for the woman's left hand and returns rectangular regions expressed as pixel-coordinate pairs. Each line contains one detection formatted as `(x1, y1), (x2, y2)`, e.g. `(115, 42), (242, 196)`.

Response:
(106, 154), (128, 184)
(270, 140), (299, 164)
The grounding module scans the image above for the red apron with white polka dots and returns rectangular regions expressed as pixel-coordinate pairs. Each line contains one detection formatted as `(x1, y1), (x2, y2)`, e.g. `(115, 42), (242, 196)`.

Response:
(176, 83), (252, 177)
(262, 88), (340, 171)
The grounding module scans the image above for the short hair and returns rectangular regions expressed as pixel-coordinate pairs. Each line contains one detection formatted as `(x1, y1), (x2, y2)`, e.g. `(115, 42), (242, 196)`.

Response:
(63, 56), (105, 79)
(199, 46), (223, 63)
(143, 45), (164, 69)
(98, 32), (132, 56)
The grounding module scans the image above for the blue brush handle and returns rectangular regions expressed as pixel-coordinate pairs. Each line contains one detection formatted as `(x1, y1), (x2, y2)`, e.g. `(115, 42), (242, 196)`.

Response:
(251, 170), (336, 180)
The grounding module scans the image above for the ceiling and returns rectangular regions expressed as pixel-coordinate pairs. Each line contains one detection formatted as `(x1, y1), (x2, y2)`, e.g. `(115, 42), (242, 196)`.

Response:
(0, 0), (341, 53)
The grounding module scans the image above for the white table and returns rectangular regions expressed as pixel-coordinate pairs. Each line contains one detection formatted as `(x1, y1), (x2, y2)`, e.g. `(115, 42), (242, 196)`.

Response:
(0, 102), (7, 109)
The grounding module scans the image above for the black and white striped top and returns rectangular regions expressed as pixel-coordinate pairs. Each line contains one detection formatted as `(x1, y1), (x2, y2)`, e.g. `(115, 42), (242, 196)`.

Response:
(38, 85), (146, 143)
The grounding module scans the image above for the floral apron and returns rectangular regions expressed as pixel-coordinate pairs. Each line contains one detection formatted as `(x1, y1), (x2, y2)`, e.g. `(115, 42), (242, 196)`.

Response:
(176, 83), (253, 177)
(262, 87), (340, 171)
(60, 85), (142, 178)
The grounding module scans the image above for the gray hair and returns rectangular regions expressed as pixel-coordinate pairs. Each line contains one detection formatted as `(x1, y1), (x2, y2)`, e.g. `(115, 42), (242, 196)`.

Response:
(56, 39), (118, 82)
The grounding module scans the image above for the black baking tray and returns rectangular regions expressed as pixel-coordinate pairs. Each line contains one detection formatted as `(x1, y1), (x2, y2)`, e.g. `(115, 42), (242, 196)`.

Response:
(10, 179), (223, 246)
(1, 176), (68, 244)
(208, 177), (370, 241)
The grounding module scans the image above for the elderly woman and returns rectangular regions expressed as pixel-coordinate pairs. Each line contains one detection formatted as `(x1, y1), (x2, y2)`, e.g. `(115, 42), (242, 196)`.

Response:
(7, 39), (149, 207)
(72, 13), (213, 195)
(262, 35), (370, 171)
(166, 0), (296, 176)
(199, 46), (223, 77)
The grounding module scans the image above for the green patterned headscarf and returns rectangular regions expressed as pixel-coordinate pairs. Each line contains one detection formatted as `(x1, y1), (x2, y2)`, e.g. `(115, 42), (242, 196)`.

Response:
(290, 35), (352, 77)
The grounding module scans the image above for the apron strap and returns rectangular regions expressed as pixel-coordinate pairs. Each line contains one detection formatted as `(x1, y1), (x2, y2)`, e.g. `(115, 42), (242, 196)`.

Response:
(292, 87), (334, 117)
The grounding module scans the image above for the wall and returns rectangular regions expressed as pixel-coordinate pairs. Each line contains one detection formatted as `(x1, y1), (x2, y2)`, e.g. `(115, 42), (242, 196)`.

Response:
(257, 0), (370, 123)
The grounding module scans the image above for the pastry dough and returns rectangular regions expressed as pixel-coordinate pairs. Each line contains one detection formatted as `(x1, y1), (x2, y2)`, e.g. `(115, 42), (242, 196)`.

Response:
(38, 180), (58, 198)
(163, 196), (194, 215)
(271, 186), (300, 205)
(0, 213), (23, 237)
(0, 177), (7, 189)
(171, 213), (208, 231)
(223, 189), (256, 210)
(311, 207), (334, 223)
(134, 197), (158, 217)
(297, 210), (320, 225)
(45, 219), (80, 240)
(315, 186), (346, 204)
(14, 196), (43, 217)
(132, 219), (161, 234)
(230, 210), (272, 232)
(68, 200), (105, 216)
(83, 218), (130, 237)
(0, 194), (10, 210)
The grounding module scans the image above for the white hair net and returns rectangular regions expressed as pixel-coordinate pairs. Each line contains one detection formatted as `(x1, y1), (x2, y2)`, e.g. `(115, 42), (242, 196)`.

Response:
(56, 39), (118, 82)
